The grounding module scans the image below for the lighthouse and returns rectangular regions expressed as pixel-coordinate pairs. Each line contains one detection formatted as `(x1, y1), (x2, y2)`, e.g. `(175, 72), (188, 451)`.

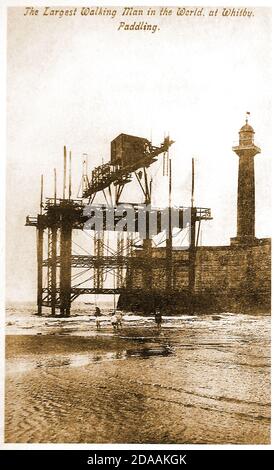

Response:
(231, 115), (261, 245)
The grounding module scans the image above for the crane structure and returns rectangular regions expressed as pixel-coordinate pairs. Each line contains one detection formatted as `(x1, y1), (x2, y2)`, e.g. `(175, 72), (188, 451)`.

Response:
(26, 134), (212, 316)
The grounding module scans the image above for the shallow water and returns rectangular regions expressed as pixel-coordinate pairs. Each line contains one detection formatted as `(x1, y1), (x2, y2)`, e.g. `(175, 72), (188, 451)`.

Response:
(5, 304), (271, 444)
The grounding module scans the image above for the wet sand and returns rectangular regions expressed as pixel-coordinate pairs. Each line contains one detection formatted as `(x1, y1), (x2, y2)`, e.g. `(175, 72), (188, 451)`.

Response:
(5, 315), (270, 444)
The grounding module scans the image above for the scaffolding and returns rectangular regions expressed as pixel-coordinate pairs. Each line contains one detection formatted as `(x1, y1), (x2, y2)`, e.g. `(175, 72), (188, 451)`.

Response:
(26, 135), (212, 316)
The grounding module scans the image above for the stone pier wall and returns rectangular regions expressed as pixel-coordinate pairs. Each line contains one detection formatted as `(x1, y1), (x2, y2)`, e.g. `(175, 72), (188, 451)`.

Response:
(118, 239), (271, 314)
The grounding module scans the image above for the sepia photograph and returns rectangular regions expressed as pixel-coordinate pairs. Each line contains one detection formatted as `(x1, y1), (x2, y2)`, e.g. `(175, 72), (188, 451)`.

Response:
(3, 3), (271, 447)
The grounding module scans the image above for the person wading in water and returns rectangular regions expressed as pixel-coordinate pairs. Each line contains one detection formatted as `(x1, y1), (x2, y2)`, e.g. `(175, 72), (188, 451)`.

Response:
(154, 309), (162, 330)
(111, 311), (118, 331)
(94, 306), (102, 330)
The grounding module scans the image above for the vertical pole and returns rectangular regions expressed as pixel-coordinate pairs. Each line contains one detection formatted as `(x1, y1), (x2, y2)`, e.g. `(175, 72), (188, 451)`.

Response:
(69, 150), (72, 200)
(94, 232), (104, 290)
(63, 145), (67, 199)
(142, 168), (153, 310)
(82, 154), (85, 194)
(143, 167), (150, 205)
(40, 174), (43, 215)
(51, 226), (57, 316)
(189, 158), (196, 314)
(191, 158), (194, 209)
(196, 220), (201, 247)
(169, 158), (172, 215)
(37, 217), (43, 316)
(51, 170), (57, 315)
(54, 168), (57, 204)
(37, 175), (44, 315)
(166, 157), (172, 292)
(82, 153), (88, 195)
(60, 219), (72, 316)
(189, 208), (196, 285)
(115, 183), (118, 205)
(113, 265), (116, 310)
(126, 233), (133, 291)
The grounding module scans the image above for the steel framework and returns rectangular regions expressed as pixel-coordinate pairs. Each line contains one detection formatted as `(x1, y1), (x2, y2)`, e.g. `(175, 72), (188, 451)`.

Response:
(26, 136), (212, 316)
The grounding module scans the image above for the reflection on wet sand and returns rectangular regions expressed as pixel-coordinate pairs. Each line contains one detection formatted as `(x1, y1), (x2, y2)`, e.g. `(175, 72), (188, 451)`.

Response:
(5, 314), (270, 444)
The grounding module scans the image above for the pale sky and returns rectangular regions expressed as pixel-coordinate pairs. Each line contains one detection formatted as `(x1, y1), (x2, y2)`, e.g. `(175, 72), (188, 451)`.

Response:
(6, 6), (271, 301)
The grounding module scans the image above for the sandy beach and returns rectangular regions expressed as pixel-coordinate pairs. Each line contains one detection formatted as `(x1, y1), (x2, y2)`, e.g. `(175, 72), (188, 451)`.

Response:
(5, 312), (270, 444)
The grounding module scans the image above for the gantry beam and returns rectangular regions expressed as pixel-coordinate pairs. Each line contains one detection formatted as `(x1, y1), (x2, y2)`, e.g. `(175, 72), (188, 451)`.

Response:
(41, 254), (190, 268)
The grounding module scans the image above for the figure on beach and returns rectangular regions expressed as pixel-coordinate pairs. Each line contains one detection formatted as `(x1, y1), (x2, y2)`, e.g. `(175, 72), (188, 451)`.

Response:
(111, 311), (118, 330)
(116, 311), (123, 329)
(94, 306), (102, 330)
(111, 310), (123, 330)
(155, 310), (162, 330)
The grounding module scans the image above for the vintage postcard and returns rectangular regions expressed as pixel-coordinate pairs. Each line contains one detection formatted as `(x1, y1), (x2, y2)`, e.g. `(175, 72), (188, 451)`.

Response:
(2, 2), (271, 447)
